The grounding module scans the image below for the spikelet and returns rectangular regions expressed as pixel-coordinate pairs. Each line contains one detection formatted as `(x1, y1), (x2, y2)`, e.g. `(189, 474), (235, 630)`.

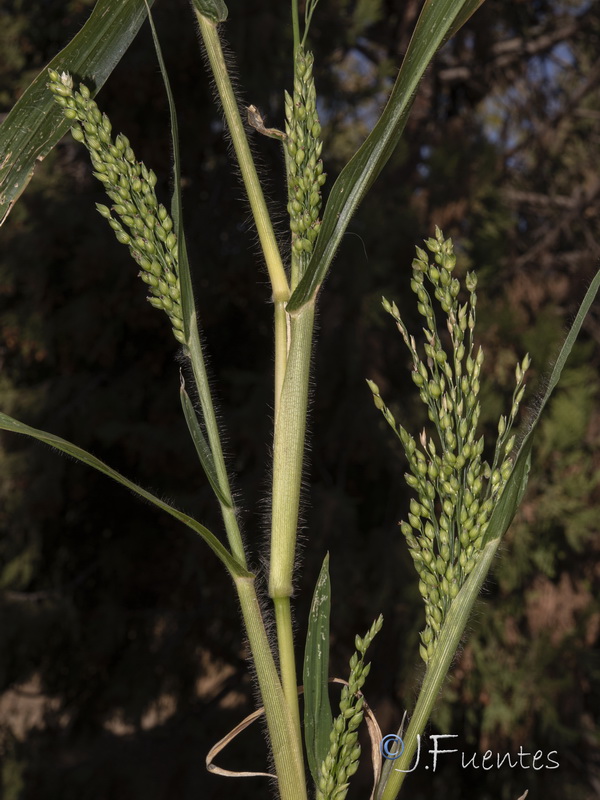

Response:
(317, 615), (383, 800)
(285, 46), (326, 285)
(47, 69), (185, 345)
(367, 228), (530, 662)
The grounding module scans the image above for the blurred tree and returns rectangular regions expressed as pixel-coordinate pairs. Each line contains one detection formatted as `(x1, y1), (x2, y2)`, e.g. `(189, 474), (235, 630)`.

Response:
(0, 0), (599, 799)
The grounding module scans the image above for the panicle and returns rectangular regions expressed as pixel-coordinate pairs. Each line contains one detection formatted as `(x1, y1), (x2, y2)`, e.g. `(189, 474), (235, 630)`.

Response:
(316, 616), (383, 800)
(285, 46), (326, 285)
(367, 228), (530, 662)
(48, 69), (185, 345)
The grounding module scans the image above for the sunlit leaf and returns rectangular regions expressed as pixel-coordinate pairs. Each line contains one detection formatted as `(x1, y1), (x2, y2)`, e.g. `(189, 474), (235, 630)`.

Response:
(0, 0), (154, 226)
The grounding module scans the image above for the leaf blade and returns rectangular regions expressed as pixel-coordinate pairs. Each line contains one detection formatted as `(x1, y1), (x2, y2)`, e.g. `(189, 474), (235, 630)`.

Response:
(303, 553), (333, 785)
(180, 378), (233, 508)
(0, 0), (155, 227)
(482, 268), (600, 547)
(144, 2), (196, 342)
(0, 411), (251, 580)
(287, 0), (483, 313)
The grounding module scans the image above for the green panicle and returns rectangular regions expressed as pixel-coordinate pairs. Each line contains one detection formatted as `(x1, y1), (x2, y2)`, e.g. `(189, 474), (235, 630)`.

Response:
(316, 616), (383, 800)
(368, 228), (530, 662)
(285, 45), (326, 287)
(48, 69), (184, 345)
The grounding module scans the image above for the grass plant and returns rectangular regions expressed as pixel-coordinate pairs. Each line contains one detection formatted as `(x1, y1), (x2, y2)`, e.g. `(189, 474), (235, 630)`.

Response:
(0, 1), (599, 799)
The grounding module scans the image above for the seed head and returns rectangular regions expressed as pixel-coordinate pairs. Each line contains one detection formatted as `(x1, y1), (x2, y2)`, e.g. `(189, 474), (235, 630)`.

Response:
(368, 229), (530, 661)
(286, 46), (326, 285)
(48, 70), (185, 345)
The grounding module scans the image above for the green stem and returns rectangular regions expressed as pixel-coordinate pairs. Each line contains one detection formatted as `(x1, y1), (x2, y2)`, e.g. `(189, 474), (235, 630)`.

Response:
(194, 12), (308, 798)
(186, 316), (246, 565)
(274, 595), (302, 740)
(377, 538), (501, 800)
(274, 299), (289, 421)
(269, 303), (315, 734)
(269, 303), (315, 598)
(236, 578), (308, 800)
(291, 0), (300, 56)
(196, 12), (290, 307)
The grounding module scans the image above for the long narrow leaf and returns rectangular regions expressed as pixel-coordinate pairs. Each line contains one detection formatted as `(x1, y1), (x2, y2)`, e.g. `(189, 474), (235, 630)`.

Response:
(377, 269), (600, 800)
(0, 0), (154, 226)
(482, 269), (600, 546)
(180, 378), (232, 508)
(303, 553), (333, 785)
(0, 412), (251, 580)
(144, 3), (195, 341)
(286, 0), (483, 313)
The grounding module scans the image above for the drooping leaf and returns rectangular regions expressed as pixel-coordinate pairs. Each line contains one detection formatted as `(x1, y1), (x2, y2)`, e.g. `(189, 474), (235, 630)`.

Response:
(145, 2), (196, 342)
(286, 0), (483, 313)
(180, 377), (232, 508)
(0, 0), (154, 226)
(303, 553), (333, 785)
(0, 412), (251, 580)
(482, 267), (600, 547)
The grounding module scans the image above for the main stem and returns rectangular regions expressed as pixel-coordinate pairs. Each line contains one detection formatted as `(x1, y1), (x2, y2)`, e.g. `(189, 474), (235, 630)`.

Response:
(269, 303), (316, 742)
(195, 12), (309, 798)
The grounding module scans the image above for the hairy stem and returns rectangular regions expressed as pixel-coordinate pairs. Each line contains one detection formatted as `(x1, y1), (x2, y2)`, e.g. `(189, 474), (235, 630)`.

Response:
(195, 12), (290, 306)
(186, 316), (245, 564)
(236, 578), (308, 800)
(270, 303), (315, 737)
(274, 595), (302, 740)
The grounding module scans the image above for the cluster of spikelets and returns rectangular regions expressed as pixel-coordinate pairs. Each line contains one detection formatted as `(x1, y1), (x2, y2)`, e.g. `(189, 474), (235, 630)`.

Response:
(285, 46), (326, 281)
(47, 70), (185, 344)
(317, 615), (383, 800)
(368, 228), (529, 663)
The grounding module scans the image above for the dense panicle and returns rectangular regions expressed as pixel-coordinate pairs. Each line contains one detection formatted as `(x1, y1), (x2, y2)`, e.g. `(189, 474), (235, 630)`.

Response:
(368, 228), (529, 662)
(285, 46), (326, 286)
(47, 69), (184, 344)
(316, 615), (383, 800)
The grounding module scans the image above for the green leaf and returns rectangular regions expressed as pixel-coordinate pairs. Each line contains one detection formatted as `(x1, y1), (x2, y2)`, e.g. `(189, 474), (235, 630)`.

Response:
(286, 0), (482, 313)
(0, 411), (252, 580)
(0, 0), (154, 227)
(190, 0), (229, 24)
(303, 553), (333, 786)
(180, 376), (232, 508)
(144, 2), (196, 343)
(482, 268), (600, 547)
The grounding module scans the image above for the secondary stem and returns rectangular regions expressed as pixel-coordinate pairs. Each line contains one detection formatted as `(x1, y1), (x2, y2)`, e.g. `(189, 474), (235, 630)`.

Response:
(196, 12), (290, 306)
(291, 0), (300, 56)
(236, 578), (308, 800)
(187, 316), (246, 565)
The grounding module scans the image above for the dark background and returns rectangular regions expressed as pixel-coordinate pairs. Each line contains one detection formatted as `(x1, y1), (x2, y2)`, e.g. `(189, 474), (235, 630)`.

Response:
(1, 0), (599, 798)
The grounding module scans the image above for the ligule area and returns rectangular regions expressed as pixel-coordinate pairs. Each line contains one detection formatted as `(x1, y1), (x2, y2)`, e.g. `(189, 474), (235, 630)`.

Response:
(368, 228), (530, 663)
